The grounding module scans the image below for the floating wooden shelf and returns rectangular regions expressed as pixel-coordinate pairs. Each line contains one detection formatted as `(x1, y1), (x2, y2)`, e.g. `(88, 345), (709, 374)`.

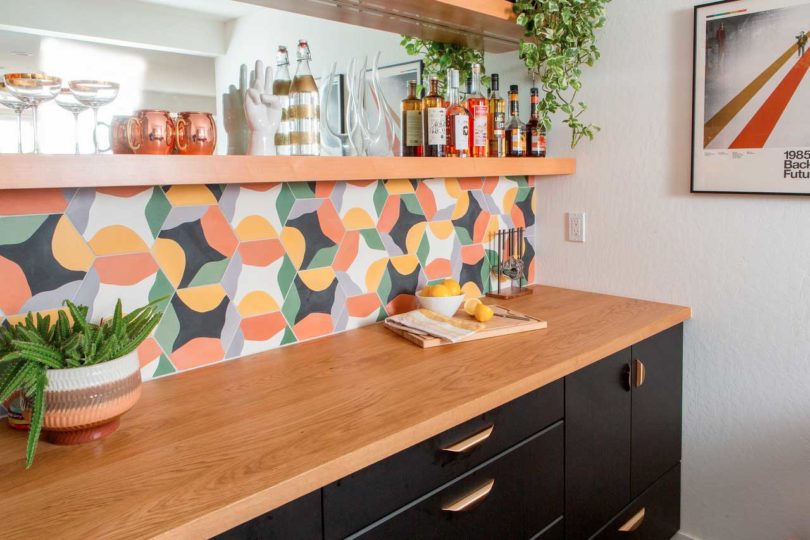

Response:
(244, 0), (522, 53)
(0, 155), (575, 190)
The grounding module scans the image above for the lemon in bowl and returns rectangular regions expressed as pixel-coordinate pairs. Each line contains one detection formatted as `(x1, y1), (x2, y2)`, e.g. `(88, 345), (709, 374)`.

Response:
(416, 280), (465, 317)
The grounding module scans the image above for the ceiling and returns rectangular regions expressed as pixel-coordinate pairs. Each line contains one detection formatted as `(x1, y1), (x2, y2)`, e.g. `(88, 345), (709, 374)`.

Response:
(134, 0), (259, 20)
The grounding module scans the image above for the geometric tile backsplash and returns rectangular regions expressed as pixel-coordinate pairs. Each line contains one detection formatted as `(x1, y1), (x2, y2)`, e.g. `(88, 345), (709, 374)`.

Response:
(0, 176), (535, 390)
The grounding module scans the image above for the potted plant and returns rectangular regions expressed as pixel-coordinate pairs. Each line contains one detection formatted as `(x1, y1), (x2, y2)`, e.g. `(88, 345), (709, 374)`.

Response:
(0, 298), (163, 467)
(400, 36), (489, 95)
(512, 0), (610, 147)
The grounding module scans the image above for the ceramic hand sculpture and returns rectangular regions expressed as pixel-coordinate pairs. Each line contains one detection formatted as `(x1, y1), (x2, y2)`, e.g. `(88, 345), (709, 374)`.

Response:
(244, 60), (282, 155)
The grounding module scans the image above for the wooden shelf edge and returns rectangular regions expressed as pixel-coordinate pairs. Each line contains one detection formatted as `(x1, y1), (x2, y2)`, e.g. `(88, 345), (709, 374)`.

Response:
(0, 155), (576, 190)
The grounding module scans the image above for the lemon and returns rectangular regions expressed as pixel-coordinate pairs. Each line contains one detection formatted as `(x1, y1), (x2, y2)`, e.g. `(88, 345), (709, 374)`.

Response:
(441, 278), (462, 296)
(464, 298), (483, 315)
(419, 286), (433, 297)
(430, 284), (452, 297)
(474, 303), (494, 323)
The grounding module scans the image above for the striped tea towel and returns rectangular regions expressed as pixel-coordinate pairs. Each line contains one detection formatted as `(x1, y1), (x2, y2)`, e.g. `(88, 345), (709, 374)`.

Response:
(386, 309), (483, 343)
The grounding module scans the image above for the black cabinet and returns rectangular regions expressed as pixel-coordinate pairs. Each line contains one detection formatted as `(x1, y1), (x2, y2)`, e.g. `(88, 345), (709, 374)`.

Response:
(211, 490), (322, 540)
(565, 325), (683, 540)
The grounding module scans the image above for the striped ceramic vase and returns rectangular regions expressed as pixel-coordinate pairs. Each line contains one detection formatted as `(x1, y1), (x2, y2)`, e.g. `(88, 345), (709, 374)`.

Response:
(42, 351), (142, 445)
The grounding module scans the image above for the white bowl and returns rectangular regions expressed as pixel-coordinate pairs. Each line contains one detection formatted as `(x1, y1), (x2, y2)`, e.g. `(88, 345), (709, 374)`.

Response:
(416, 293), (465, 318)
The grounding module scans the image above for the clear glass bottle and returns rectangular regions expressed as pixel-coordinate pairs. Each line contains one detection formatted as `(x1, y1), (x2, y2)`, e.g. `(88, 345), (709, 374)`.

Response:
(273, 45), (292, 156)
(467, 63), (489, 157)
(505, 85), (526, 157)
(488, 74), (506, 158)
(289, 39), (320, 156)
(401, 80), (424, 157)
(445, 69), (471, 158)
(527, 87), (547, 157)
(422, 77), (446, 157)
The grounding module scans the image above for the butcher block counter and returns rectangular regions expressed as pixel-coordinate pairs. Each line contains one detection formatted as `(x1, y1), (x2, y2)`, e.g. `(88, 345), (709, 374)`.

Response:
(0, 286), (691, 539)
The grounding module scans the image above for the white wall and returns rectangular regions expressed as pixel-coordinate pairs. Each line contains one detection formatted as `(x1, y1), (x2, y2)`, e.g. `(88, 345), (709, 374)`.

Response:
(522, 1), (810, 539)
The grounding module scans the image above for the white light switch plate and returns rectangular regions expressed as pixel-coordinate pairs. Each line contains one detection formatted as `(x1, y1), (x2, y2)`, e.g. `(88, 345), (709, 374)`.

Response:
(568, 212), (586, 242)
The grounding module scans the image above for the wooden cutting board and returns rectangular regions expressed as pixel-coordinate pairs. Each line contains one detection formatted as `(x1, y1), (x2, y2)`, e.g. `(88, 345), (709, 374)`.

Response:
(384, 305), (547, 348)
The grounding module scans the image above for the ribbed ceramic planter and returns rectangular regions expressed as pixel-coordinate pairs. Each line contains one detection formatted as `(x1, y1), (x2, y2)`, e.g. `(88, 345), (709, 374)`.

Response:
(41, 351), (142, 445)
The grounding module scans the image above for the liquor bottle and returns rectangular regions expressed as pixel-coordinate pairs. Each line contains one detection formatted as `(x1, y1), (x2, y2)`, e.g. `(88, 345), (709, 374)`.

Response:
(422, 77), (446, 157)
(273, 46), (292, 156)
(445, 69), (471, 158)
(488, 74), (506, 158)
(527, 87), (547, 157)
(464, 76), (472, 103)
(467, 63), (489, 157)
(505, 85), (526, 157)
(289, 39), (320, 155)
(401, 80), (424, 157)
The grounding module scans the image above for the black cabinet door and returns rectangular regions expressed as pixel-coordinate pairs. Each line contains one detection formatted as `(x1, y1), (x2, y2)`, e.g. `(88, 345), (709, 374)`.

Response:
(211, 490), (322, 540)
(565, 348), (632, 540)
(630, 324), (683, 498)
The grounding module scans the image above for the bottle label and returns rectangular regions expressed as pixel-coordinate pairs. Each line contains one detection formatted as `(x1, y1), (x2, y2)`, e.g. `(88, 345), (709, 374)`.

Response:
(511, 129), (524, 151)
(531, 129), (546, 154)
(453, 115), (469, 151)
(493, 112), (506, 132)
(473, 105), (488, 147)
(405, 110), (424, 147)
(427, 107), (447, 145)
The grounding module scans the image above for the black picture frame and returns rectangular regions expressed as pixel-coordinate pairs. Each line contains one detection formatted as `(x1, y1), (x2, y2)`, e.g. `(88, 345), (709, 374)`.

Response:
(691, 0), (810, 196)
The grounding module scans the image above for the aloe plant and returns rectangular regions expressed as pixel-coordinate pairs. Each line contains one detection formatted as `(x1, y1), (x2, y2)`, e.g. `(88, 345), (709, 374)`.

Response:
(0, 298), (164, 467)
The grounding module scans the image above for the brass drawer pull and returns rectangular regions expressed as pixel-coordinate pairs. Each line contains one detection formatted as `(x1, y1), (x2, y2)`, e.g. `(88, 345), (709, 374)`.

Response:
(633, 358), (646, 388)
(441, 426), (494, 453)
(442, 479), (495, 512)
(618, 507), (646, 532)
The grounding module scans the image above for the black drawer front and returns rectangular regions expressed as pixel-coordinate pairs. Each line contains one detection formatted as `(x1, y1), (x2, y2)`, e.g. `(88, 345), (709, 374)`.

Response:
(351, 421), (564, 540)
(211, 490), (322, 540)
(531, 516), (564, 540)
(324, 380), (563, 539)
(593, 464), (681, 540)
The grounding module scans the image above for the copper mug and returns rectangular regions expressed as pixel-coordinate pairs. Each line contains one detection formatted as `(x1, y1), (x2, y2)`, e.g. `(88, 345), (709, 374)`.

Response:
(96, 115), (132, 154)
(175, 112), (216, 155)
(126, 109), (175, 154)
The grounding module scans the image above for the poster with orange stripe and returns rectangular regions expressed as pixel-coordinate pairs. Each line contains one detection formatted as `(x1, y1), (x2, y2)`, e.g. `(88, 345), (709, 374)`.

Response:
(693, 0), (810, 194)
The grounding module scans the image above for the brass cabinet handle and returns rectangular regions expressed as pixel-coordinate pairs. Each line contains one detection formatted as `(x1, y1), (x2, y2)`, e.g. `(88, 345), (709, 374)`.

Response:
(442, 479), (495, 512)
(618, 507), (646, 532)
(633, 358), (646, 388)
(441, 425), (494, 453)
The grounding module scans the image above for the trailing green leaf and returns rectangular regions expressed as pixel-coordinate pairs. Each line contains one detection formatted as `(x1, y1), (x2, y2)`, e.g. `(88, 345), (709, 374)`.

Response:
(399, 36), (489, 95)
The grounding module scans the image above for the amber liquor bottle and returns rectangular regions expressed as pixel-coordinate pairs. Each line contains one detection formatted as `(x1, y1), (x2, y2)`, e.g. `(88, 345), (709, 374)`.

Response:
(488, 74), (506, 157)
(527, 87), (547, 157)
(422, 77), (446, 157)
(401, 80), (424, 156)
(467, 63), (489, 157)
(505, 85), (526, 157)
(445, 69), (471, 158)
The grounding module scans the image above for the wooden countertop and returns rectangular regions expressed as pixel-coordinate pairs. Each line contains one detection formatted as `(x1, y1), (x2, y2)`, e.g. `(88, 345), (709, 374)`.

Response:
(0, 287), (690, 539)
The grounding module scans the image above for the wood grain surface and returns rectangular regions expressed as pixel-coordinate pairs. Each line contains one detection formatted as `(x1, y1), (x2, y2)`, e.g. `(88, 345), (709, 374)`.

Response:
(0, 286), (690, 539)
(0, 155), (575, 190)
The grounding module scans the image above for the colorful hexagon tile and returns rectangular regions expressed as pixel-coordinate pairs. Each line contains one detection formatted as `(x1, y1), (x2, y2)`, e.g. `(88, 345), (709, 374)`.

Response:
(482, 176), (529, 216)
(344, 293), (386, 330)
(153, 284), (239, 371)
(511, 185), (536, 229)
(138, 338), (176, 381)
(232, 312), (296, 357)
(224, 239), (295, 319)
(153, 205), (238, 290)
(0, 188), (75, 217)
(377, 254), (424, 315)
(415, 178), (469, 222)
(73, 252), (173, 320)
(377, 193), (425, 256)
(283, 267), (346, 341)
(288, 181), (337, 199)
(333, 229), (389, 296)
(219, 183), (295, 242)
(451, 190), (492, 246)
(162, 184), (223, 207)
(330, 180), (387, 230)
(66, 187), (170, 256)
(458, 244), (494, 298)
(0, 214), (91, 316)
(415, 221), (462, 282)
(281, 199), (345, 270)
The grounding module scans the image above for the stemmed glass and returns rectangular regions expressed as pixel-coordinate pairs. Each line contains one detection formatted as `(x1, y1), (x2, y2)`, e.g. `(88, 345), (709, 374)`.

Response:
(0, 81), (30, 153)
(55, 88), (89, 154)
(4, 73), (61, 154)
(68, 80), (119, 154)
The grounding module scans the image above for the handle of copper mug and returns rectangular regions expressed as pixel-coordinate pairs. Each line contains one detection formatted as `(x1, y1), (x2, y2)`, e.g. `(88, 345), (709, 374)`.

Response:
(95, 121), (112, 153)
(175, 118), (187, 152)
(126, 117), (141, 152)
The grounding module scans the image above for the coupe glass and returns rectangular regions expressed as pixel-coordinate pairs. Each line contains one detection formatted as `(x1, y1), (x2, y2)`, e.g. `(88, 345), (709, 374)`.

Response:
(55, 88), (89, 154)
(0, 81), (30, 153)
(68, 80), (119, 154)
(4, 73), (61, 154)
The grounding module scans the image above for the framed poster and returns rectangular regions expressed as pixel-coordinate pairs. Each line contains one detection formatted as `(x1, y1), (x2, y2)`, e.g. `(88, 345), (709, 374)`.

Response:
(692, 0), (810, 195)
